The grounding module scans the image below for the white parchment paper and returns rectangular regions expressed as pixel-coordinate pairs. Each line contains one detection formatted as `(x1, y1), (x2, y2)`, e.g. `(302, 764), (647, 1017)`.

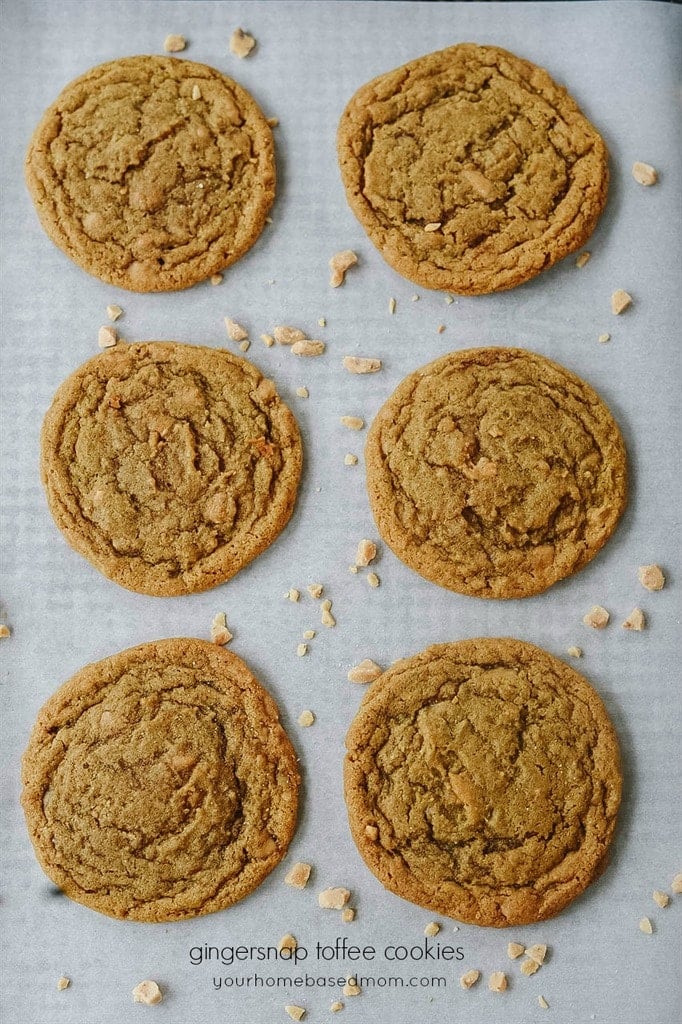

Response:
(1, 3), (680, 1022)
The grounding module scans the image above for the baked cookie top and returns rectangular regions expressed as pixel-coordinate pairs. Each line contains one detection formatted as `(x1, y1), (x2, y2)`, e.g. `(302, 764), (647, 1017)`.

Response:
(25, 55), (275, 291)
(22, 639), (299, 922)
(338, 43), (608, 295)
(344, 638), (622, 927)
(41, 342), (302, 596)
(365, 347), (627, 599)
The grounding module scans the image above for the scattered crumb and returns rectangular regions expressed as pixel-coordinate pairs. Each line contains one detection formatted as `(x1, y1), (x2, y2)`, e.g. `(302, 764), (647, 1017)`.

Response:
(566, 646), (582, 658)
(611, 289), (633, 315)
(267, 117), (279, 128)
(671, 873), (682, 894)
(210, 611), (233, 646)
(98, 325), (117, 349)
(274, 326), (307, 346)
(210, 273), (223, 286)
(132, 980), (163, 1005)
(598, 333), (611, 344)
(638, 564), (665, 591)
(286, 588), (301, 603)
(298, 710), (315, 727)
(330, 1002), (344, 1013)
(318, 317), (326, 327)
(292, 339), (325, 356)
(520, 958), (540, 976)
(459, 970), (480, 990)
(347, 659), (382, 684)
(343, 977), (361, 997)
(632, 162), (658, 186)
(411, 294), (420, 302)
(525, 944), (547, 965)
(364, 824), (379, 840)
(296, 643), (308, 657)
(319, 887), (351, 910)
(303, 630), (316, 640)
(388, 297), (396, 314)
(0, 625), (11, 639)
(355, 539), (377, 566)
(341, 908), (355, 923)
(106, 304), (123, 321)
(343, 356), (381, 374)
(348, 565), (358, 574)
(239, 340), (250, 352)
(622, 608), (645, 631)
(576, 251), (591, 268)
(285, 862), (311, 889)
(307, 583), (324, 599)
(163, 34), (186, 52)
(285, 1006), (305, 1022)
(329, 250), (358, 287)
(538, 996), (549, 1009)
(507, 942), (525, 960)
(424, 222), (441, 232)
(320, 600), (336, 627)
(56, 977), (70, 991)
(340, 416), (364, 430)
(295, 387), (309, 398)
(366, 572), (380, 589)
(424, 922), (440, 937)
(279, 934), (298, 954)
(225, 318), (248, 343)
(230, 27), (256, 58)
(583, 605), (610, 629)
(639, 917), (653, 935)
(437, 324), (446, 334)
(445, 295), (454, 304)
(653, 890), (670, 908)
(344, 453), (358, 466)
(488, 972), (508, 993)
(261, 333), (275, 347)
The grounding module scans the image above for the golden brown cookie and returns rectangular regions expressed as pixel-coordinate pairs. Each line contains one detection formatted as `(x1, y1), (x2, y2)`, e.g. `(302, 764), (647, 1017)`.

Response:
(25, 55), (275, 291)
(40, 342), (302, 595)
(338, 43), (608, 294)
(365, 347), (627, 598)
(22, 638), (300, 922)
(344, 638), (622, 927)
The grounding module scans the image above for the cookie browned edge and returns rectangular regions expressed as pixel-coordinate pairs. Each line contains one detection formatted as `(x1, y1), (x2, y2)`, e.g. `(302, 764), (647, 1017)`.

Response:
(25, 55), (275, 292)
(21, 638), (301, 922)
(40, 341), (303, 597)
(364, 347), (628, 599)
(337, 42), (609, 295)
(344, 638), (622, 927)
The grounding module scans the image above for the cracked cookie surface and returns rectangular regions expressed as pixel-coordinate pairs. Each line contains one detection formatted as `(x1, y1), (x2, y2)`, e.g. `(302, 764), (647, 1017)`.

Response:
(338, 43), (608, 294)
(21, 638), (300, 921)
(41, 342), (302, 595)
(365, 347), (627, 599)
(25, 55), (275, 291)
(344, 638), (621, 927)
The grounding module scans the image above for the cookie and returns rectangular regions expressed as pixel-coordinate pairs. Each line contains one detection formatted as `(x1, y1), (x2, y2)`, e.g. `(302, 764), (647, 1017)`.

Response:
(344, 638), (622, 927)
(365, 347), (627, 598)
(338, 43), (608, 294)
(40, 342), (302, 596)
(21, 638), (300, 922)
(25, 55), (275, 291)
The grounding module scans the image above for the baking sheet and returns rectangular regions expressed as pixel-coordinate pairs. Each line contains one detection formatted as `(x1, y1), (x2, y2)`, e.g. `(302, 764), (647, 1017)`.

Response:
(1, 2), (681, 1022)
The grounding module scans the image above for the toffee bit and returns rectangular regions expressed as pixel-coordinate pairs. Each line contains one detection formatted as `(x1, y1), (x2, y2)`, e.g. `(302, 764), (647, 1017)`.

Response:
(525, 944), (547, 965)
(507, 942), (525, 960)
(566, 646), (583, 658)
(343, 356), (381, 374)
(285, 862), (311, 889)
(132, 980), (163, 1005)
(291, 339), (325, 356)
(320, 599), (336, 627)
(639, 917), (653, 934)
(388, 297), (396, 314)
(576, 251), (591, 268)
(98, 325), (117, 349)
(366, 572), (380, 588)
(632, 162), (658, 186)
(274, 326), (307, 346)
(488, 971), (508, 992)
(355, 539), (377, 566)
(0, 624), (11, 639)
(210, 611), (233, 646)
(653, 890), (670, 908)
(538, 995), (549, 1009)
(106, 304), (123, 321)
(344, 453), (358, 466)
(286, 588), (300, 603)
(347, 659), (382, 684)
(230, 27), (256, 58)
(329, 250), (358, 287)
(364, 824), (379, 840)
(671, 873), (682, 894)
(638, 564), (665, 591)
(341, 908), (355, 923)
(225, 318), (249, 342)
(459, 969), (480, 990)
(285, 1007), (305, 1022)
(520, 957), (540, 976)
(423, 922), (440, 937)
(279, 934), (298, 953)
(598, 333), (611, 344)
(295, 387), (309, 398)
(583, 605), (609, 629)
(318, 887), (350, 910)
(296, 643), (308, 657)
(611, 289), (633, 315)
(298, 709), (315, 727)
(340, 416), (364, 430)
(56, 977), (70, 991)
(342, 977), (361, 997)
(622, 608), (645, 631)
(307, 583), (324, 599)
(163, 34), (186, 53)
(210, 273), (223, 286)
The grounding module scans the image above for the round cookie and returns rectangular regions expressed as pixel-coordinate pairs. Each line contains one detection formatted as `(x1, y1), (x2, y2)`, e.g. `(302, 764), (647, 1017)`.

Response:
(365, 347), (627, 599)
(25, 55), (275, 291)
(344, 638), (622, 927)
(40, 341), (302, 596)
(21, 638), (300, 922)
(338, 43), (608, 295)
